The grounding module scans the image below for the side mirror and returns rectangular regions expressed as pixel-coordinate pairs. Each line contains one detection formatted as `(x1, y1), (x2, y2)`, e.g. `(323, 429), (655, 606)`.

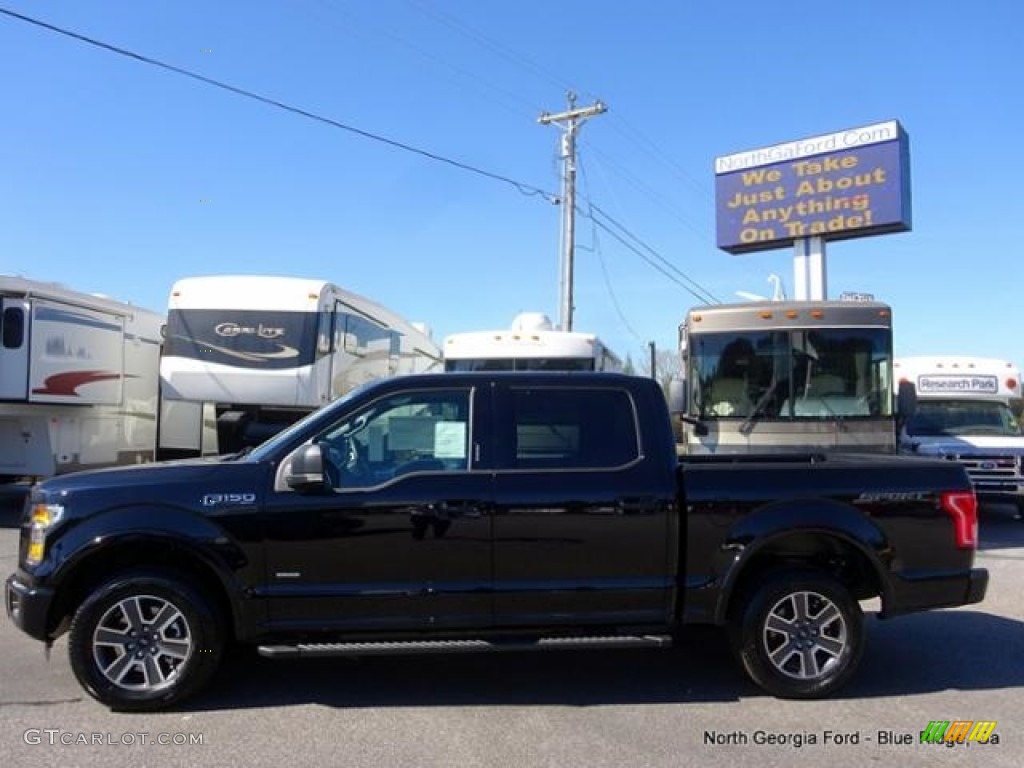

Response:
(286, 444), (326, 492)
(668, 377), (709, 437)
(897, 380), (917, 421)
(667, 377), (687, 416)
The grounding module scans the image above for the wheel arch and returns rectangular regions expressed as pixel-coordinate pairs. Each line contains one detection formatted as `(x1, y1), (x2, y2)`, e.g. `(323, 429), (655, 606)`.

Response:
(47, 535), (240, 643)
(714, 499), (893, 625)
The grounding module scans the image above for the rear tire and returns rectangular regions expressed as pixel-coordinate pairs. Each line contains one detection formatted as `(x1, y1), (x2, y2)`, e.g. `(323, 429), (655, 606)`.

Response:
(68, 570), (224, 711)
(731, 570), (864, 699)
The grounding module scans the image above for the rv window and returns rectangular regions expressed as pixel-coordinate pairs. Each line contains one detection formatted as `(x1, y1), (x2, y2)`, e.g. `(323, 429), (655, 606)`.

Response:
(2, 307), (24, 349)
(316, 308), (334, 356)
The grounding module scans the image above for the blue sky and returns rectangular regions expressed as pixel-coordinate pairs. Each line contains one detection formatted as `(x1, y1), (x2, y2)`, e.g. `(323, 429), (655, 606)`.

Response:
(1, 0), (1021, 368)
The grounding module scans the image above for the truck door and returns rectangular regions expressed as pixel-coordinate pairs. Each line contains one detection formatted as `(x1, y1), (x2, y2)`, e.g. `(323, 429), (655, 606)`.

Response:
(262, 384), (493, 632)
(490, 383), (674, 628)
(0, 298), (30, 400)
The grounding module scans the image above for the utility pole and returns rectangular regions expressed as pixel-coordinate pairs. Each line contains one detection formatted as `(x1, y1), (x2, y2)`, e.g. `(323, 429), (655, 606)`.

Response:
(539, 92), (606, 332)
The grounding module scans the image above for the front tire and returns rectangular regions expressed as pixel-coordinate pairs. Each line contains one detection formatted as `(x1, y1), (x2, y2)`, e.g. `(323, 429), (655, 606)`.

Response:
(731, 570), (864, 699)
(68, 571), (224, 711)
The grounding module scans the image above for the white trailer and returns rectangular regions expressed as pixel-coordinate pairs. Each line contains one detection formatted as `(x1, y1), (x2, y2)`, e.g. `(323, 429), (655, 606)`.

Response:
(0, 277), (165, 479)
(159, 275), (443, 452)
(443, 312), (623, 372)
(895, 356), (1024, 515)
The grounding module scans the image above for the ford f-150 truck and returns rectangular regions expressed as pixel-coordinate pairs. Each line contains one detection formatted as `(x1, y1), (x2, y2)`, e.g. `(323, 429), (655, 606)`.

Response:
(6, 372), (988, 710)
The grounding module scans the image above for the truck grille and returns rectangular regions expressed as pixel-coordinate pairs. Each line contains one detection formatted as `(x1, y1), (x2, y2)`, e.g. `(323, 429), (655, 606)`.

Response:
(943, 454), (1024, 495)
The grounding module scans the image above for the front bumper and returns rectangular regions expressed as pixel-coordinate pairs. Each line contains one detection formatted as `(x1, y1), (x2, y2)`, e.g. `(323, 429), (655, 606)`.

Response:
(5, 573), (56, 642)
(883, 567), (989, 618)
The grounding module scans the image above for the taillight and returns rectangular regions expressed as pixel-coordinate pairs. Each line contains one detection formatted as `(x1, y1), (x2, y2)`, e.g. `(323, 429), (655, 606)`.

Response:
(940, 491), (978, 549)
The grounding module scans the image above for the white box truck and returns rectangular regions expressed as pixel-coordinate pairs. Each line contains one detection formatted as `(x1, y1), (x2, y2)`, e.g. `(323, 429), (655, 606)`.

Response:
(895, 355), (1024, 518)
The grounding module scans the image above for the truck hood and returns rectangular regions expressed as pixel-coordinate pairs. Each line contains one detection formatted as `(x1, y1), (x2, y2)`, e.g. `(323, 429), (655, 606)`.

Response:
(904, 435), (1024, 456)
(29, 456), (268, 517)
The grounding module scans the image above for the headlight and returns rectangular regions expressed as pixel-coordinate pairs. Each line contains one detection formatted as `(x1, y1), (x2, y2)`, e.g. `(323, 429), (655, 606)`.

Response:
(25, 503), (64, 566)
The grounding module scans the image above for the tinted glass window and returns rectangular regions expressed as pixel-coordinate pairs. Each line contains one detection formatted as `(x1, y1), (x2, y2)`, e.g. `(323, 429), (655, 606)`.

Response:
(689, 328), (891, 419)
(317, 389), (471, 489)
(507, 387), (639, 469)
(2, 307), (25, 349)
(444, 357), (596, 371)
(907, 400), (1021, 437)
(445, 358), (514, 372)
(164, 309), (318, 369)
(339, 311), (399, 374)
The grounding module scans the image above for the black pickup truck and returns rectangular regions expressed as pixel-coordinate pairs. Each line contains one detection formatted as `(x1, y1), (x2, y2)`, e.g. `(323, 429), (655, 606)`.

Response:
(6, 372), (988, 710)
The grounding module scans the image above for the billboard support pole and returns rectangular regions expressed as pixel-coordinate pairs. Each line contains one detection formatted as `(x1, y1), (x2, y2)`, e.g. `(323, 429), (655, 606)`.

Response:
(793, 236), (827, 300)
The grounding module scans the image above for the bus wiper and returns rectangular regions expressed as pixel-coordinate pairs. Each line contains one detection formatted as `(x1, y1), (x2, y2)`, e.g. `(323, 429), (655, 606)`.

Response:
(680, 414), (709, 437)
(739, 379), (779, 435)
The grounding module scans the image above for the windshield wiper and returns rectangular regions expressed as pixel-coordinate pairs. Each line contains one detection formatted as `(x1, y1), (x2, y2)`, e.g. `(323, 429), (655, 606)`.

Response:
(739, 379), (779, 435)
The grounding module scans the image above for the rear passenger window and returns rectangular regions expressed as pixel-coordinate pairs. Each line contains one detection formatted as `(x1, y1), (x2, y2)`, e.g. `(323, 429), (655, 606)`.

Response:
(509, 387), (639, 469)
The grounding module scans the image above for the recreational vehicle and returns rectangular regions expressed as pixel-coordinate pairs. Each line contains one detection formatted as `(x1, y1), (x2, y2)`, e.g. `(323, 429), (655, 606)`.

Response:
(0, 277), (166, 479)
(443, 312), (622, 372)
(676, 300), (900, 454)
(160, 275), (443, 452)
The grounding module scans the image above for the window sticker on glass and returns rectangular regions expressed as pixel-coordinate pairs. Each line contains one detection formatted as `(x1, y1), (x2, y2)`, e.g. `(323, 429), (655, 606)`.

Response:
(389, 417), (435, 452)
(434, 421), (467, 459)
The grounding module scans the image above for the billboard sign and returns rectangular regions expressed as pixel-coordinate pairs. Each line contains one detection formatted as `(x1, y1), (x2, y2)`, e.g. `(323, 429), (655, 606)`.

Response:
(714, 120), (911, 254)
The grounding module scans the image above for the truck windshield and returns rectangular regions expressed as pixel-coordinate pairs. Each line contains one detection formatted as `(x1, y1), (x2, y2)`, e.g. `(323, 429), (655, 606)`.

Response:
(690, 328), (892, 421)
(906, 400), (1022, 437)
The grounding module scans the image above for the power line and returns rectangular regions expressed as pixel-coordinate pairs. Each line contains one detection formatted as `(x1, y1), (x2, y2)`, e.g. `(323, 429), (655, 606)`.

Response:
(389, 1), (750, 302)
(312, 0), (541, 124)
(577, 154), (646, 344)
(584, 202), (721, 305)
(603, 112), (713, 202)
(577, 152), (719, 305)
(404, 0), (577, 98)
(0, 5), (558, 203)
(583, 143), (713, 241)
(354, 1), (731, 310)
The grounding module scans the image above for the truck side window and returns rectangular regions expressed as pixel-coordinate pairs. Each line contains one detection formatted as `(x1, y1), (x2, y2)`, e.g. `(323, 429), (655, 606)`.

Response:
(507, 387), (640, 469)
(317, 389), (471, 489)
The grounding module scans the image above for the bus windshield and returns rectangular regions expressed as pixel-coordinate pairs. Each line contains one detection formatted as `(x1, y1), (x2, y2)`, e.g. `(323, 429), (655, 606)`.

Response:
(689, 327), (892, 420)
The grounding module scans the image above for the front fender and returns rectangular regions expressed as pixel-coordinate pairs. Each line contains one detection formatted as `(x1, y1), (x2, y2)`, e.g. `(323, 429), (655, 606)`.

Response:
(32, 504), (262, 638)
(46, 504), (251, 579)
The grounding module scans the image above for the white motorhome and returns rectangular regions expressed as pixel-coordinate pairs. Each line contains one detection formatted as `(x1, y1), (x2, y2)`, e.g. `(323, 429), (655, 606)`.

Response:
(160, 275), (443, 452)
(0, 277), (165, 478)
(895, 356), (1024, 515)
(443, 312), (623, 372)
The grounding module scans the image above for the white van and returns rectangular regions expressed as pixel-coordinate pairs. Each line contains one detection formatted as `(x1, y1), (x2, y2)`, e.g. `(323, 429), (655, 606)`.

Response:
(895, 356), (1024, 517)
